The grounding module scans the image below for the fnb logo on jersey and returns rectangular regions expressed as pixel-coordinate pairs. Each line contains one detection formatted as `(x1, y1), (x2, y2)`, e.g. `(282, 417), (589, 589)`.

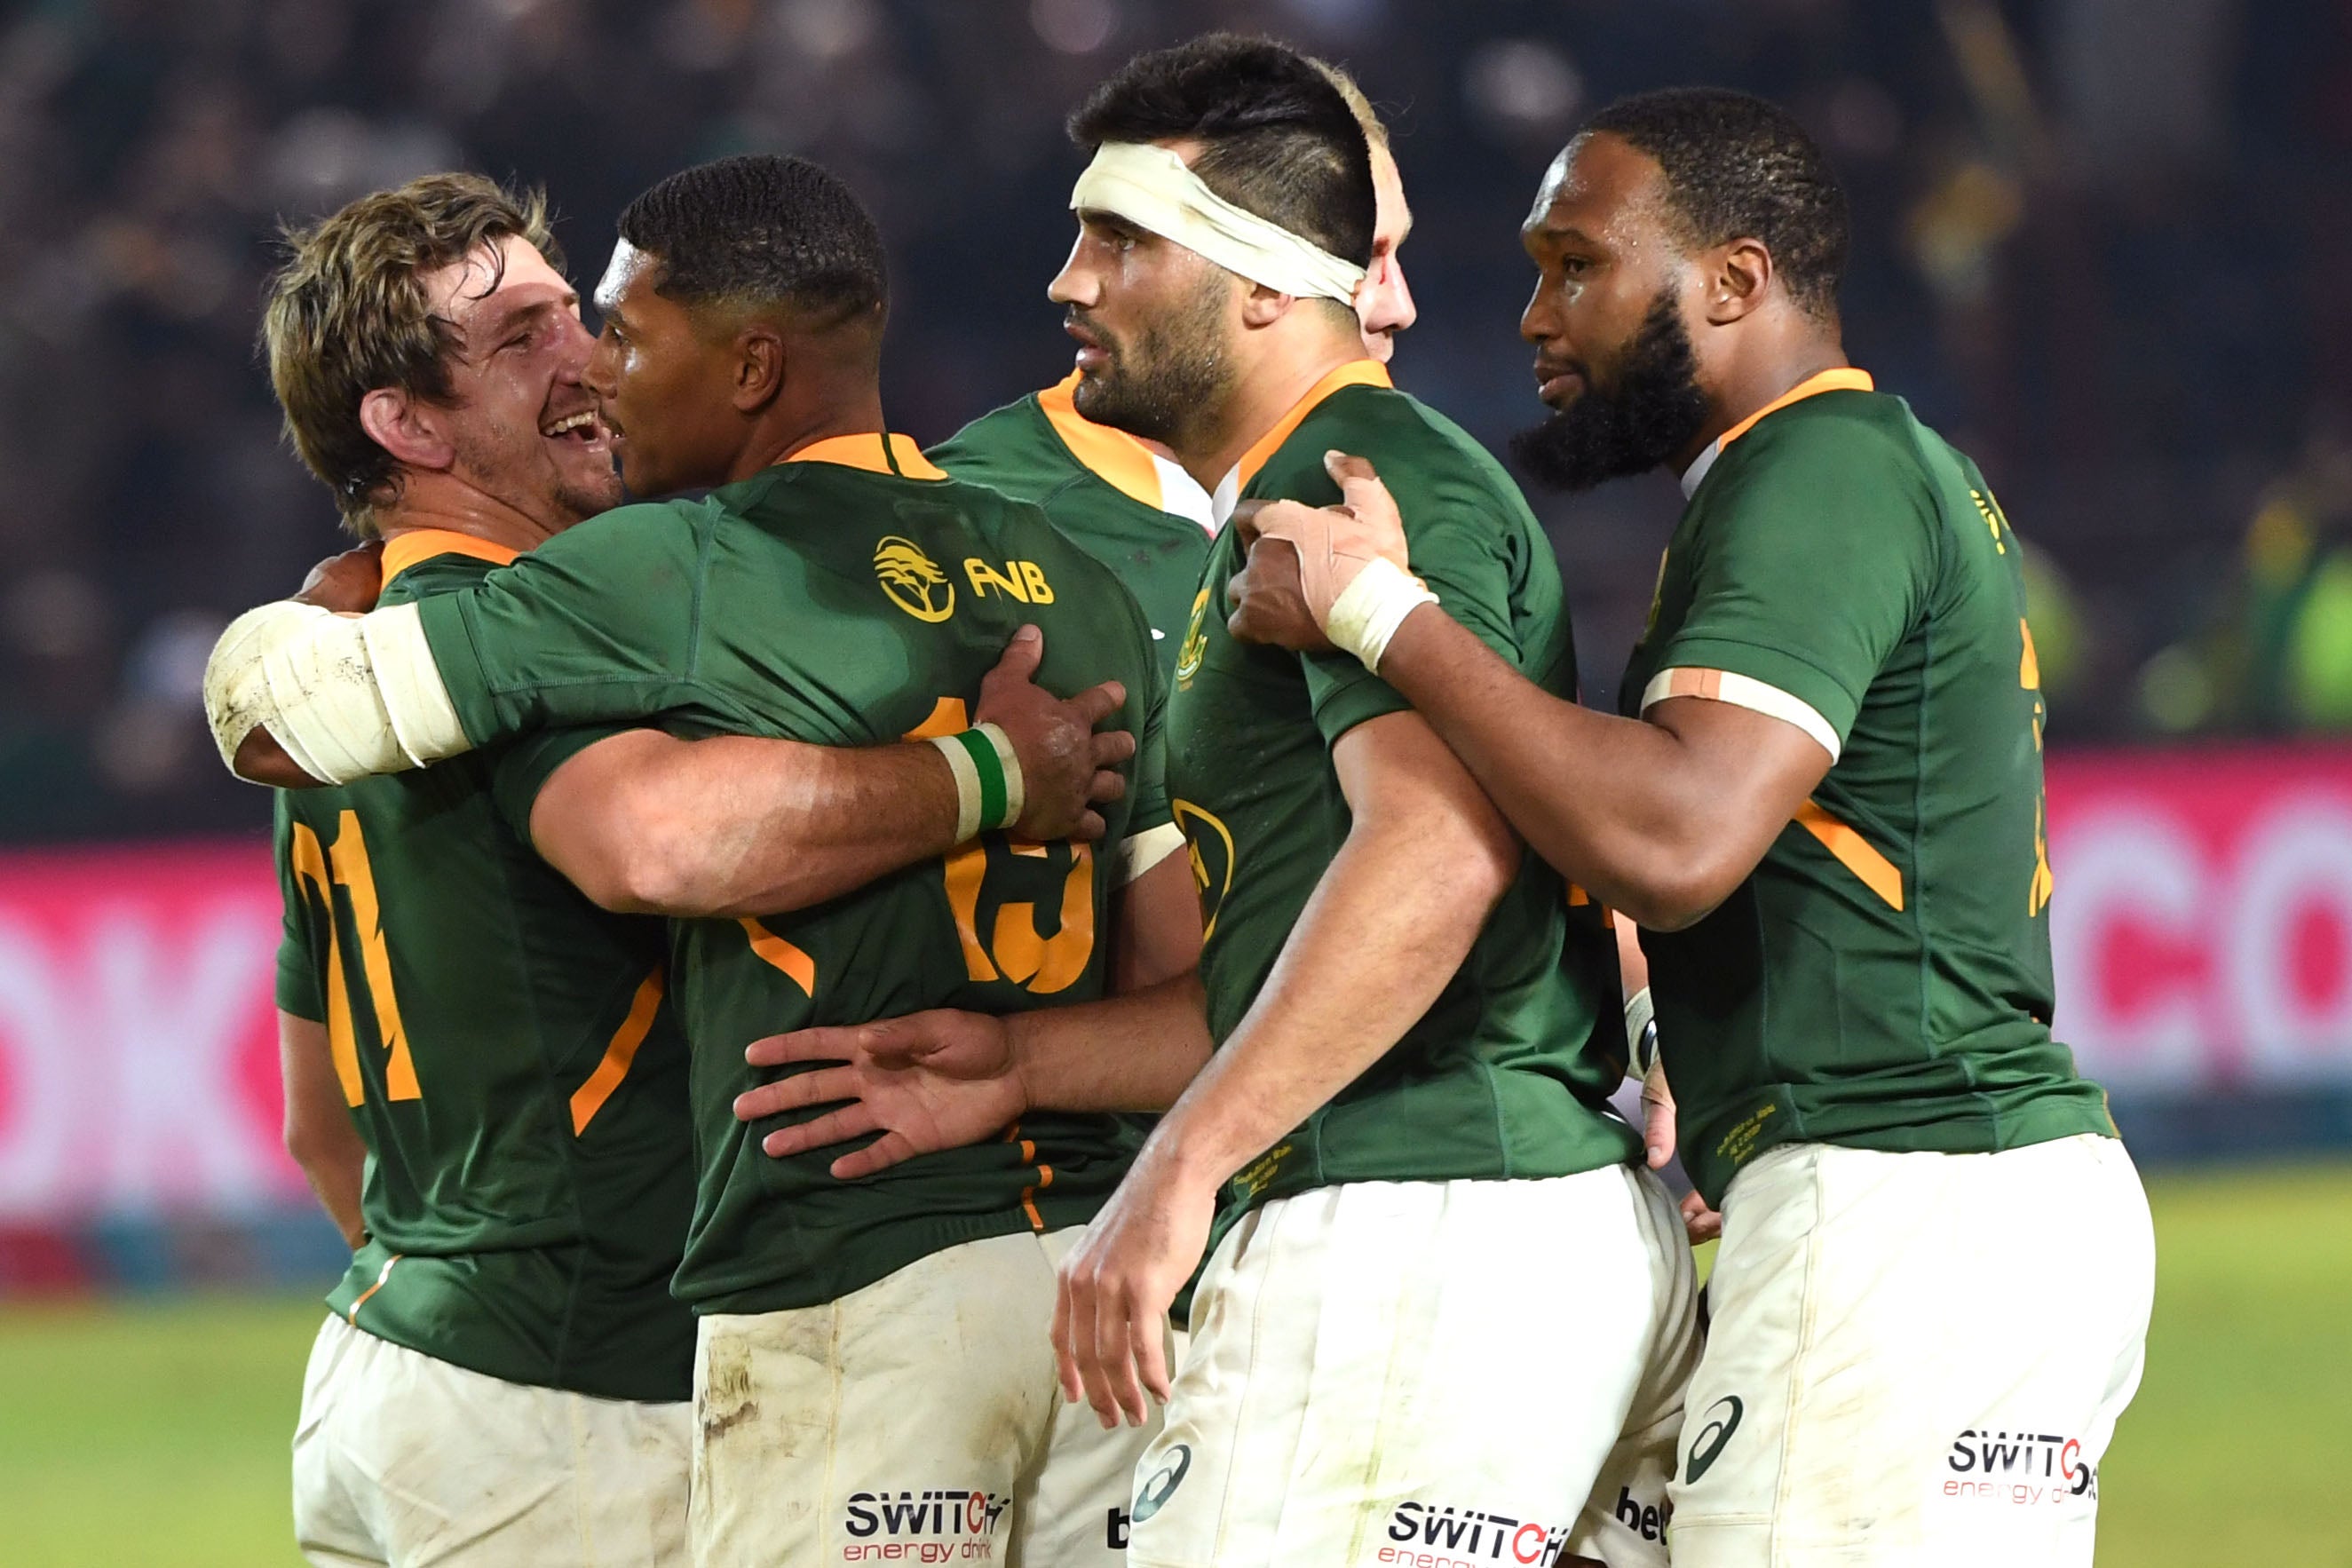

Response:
(1941, 1429), (2097, 1507)
(1379, 1501), (1573, 1567)
(842, 1489), (1010, 1561)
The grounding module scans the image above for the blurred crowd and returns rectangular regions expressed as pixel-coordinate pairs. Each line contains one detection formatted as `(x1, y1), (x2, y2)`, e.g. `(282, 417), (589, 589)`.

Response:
(1, 0), (2347, 840)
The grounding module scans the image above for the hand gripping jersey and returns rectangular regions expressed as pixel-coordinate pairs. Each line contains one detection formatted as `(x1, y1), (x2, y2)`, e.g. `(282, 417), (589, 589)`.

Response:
(274, 531), (696, 1404)
(404, 435), (1172, 1314)
(1619, 371), (2117, 1207)
(1172, 363), (1640, 1226)
(931, 372), (1216, 679)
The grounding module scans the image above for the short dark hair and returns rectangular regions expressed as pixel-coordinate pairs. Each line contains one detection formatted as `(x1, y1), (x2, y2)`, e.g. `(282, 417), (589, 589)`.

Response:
(1583, 87), (1849, 322)
(1068, 33), (1376, 270)
(263, 173), (558, 535)
(616, 154), (887, 329)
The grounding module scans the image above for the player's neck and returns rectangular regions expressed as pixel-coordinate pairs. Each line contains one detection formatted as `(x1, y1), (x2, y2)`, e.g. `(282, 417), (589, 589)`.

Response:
(734, 387), (891, 482)
(376, 472), (575, 554)
(1172, 330), (1368, 493)
(1675, 328), (1850, 478)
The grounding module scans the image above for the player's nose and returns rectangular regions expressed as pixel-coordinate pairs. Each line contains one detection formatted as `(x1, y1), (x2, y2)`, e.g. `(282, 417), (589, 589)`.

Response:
(1048, 240), (1098, 307)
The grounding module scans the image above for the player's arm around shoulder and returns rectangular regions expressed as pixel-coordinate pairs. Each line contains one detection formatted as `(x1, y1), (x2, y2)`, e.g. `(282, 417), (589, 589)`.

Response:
(203, 500), (708, 791)
(1233, 451), (1836, 931)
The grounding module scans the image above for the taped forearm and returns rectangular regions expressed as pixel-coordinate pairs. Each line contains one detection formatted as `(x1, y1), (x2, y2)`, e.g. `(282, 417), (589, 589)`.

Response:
(205, 601), (471, 785)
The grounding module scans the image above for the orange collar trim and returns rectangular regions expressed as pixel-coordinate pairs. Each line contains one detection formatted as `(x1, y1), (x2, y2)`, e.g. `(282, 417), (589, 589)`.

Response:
(1038, 372), (1166, 511)
(1716, 367), (1875, 453)
(379, 528), (523, 586)
(785, 432), (947, 481)
(1233, 360), (1393, 491)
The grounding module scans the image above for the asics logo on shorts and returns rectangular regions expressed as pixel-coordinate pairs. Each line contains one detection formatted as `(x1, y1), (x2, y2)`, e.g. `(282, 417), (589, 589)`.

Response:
(1130, 1443), (1191, 1522)
(1683, 1394), (1744, 1483)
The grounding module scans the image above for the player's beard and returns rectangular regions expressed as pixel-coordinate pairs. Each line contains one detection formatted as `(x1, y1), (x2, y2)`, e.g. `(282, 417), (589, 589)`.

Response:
(1510, 290), (1710, 493)
(1069, 274), (1233, 451)
(452, 412), (622, 526)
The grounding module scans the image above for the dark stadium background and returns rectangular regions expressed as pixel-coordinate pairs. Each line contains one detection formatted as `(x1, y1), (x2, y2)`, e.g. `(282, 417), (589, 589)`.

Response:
(0, 3), (2346, 1564)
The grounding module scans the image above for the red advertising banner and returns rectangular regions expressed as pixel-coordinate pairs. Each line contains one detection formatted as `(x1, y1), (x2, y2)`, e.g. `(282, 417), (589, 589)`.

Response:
(0, 743), (2348, 1218)
(0, 840), (299, 1220)
(2047, 744), (2352, 1091)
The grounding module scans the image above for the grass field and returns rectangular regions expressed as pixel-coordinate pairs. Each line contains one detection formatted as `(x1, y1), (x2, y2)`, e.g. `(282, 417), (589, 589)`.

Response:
(3, 1162), (2347, 1566)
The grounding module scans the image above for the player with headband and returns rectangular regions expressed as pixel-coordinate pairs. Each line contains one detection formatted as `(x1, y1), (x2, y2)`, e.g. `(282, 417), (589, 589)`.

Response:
(931, 56), (1415, 681)
(733, 35), (1698, 1568)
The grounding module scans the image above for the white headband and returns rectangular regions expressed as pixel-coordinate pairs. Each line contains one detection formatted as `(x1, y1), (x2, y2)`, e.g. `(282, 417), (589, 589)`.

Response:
(1070, 141), (1367, 305)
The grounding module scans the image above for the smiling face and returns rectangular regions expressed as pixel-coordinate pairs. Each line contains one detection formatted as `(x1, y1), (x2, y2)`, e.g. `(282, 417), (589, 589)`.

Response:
(583, 238), (756, 498)
(1510, 132), (1713, 490)
(419, 234), (621, 525)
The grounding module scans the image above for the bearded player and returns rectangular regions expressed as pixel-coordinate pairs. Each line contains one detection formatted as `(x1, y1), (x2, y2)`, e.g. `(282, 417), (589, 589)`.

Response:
(260, 169), (1137, 1567)
(211, 153), (1198, 1568)
(264, 171), (701, 1568)
(929, 53), (1415, 672)
(737, 37), (1697, 1568)
(1232, 88), (2154, 1567)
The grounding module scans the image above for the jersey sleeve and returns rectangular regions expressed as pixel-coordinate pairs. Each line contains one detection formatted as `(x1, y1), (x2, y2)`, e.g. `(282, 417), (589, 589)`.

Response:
(1303, 468), (1528, 747)
(273, 793), (327, 1022)
(1647, 420), (1936, 754)
(486, 724), (644, 845)
(1126, 653), (1174, 835)
(411, 502), (716, 749)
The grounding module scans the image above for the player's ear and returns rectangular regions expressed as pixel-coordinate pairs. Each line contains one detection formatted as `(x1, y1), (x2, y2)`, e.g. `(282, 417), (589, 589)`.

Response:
(359, 387), (455, 474)
(1237, 278), (1293, 329)
(733, 323), (785, 413)
(1703, 238), (1773, 326)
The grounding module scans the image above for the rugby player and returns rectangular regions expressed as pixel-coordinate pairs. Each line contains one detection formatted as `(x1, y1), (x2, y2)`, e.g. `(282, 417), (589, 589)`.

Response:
(739, 37), (1698, 1568)
(264, 170), (1134, 1567)
(264, 173), (698, 1568)
(210, 153), (1197, 1568)
(1230, 87), (2156, 1566)
(928, 56), (1416, 671)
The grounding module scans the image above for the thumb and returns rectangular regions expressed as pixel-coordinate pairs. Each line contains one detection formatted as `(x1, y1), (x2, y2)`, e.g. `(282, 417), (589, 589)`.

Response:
(991, 624), (1044, 683)
(1325, 451), (1393, 520)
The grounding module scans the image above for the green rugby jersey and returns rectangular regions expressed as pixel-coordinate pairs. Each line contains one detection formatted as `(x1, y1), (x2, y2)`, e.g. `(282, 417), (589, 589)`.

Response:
(1619, 369), (2116, 1207)
(1172, 362), (1640, 1224)
(274, 530), (695, 1405)
(931, 372), (1216, 679)
(405, 435), (1170, 1314)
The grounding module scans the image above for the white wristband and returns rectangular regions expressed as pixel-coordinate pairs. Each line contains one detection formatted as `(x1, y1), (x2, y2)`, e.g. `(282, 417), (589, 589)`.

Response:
(1625, 986), (1659, 1079)
(1326, 556), (1437, 673)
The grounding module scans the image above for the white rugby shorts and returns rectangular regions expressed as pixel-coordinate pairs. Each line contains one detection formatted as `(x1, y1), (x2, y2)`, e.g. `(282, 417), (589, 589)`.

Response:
(691, 1226), (1161, 1568)
(1668, 1132), (2155, 1567)
(1127, 1164), (1700, 1568)
(292, 1312), (691, 1567)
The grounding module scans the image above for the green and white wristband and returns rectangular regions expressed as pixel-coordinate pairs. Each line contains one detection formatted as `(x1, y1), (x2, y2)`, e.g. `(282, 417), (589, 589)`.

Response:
(930, 723), (1026, 842)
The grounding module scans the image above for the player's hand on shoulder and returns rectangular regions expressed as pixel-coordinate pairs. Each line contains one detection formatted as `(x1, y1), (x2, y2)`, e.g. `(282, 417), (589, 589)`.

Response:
(294, 538), (384, 614)
(1228, 451), (1410, 651)
(734, 1010), (1025, 1179)
(977, 624), (1135, 843)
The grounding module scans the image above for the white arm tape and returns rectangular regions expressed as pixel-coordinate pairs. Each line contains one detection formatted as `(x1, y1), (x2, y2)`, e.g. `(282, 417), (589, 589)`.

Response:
(1118, 821), (1187, 885)
(203, 600), (471, 785)
(1326, 556), (1437, 673)
(1625, 985), (1659, 1079)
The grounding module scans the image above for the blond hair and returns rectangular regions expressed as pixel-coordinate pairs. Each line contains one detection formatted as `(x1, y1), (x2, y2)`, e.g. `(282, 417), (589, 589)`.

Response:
(261, 173), (558, 536)
(1311, 58), (1391, 153)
